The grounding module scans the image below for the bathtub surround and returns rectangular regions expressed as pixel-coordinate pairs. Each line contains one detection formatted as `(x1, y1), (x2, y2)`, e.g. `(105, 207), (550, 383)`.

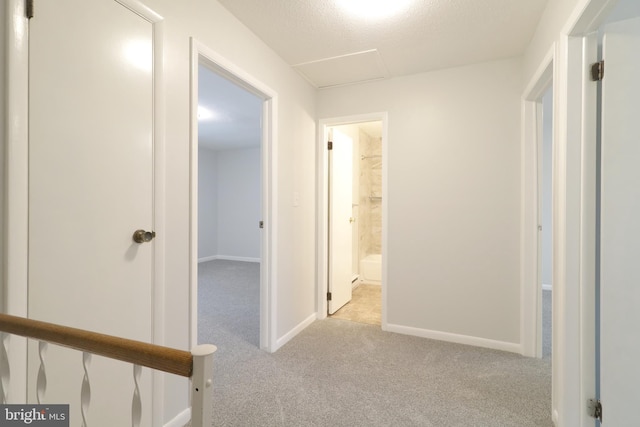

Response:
(358, 130), (383, 260)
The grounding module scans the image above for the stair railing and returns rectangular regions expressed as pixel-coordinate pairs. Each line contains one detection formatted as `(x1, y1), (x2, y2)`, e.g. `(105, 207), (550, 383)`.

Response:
(0, 313), (215, 426)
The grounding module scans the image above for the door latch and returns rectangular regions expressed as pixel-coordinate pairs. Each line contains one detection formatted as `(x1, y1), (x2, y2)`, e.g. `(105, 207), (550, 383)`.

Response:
(132, 229), (156, 243)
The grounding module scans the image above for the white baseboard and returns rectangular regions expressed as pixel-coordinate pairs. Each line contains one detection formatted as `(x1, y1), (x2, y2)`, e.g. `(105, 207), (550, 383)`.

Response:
(385, 323), (522, 354)
(542, 283), (552, 291)
(164, 408), (190, 427)
(217, 255), (260, 263)
(198, 255), (260, 263)
(197, 255), (217, 263)
(273, 313), (316, 352)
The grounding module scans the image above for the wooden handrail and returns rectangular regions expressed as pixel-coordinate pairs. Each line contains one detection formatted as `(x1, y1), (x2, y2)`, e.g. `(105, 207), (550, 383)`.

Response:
(0, 313), (193, 377)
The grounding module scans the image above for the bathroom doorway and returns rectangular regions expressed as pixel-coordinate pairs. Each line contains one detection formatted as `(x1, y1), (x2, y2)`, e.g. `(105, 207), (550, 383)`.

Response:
(317, 114), (388, 327)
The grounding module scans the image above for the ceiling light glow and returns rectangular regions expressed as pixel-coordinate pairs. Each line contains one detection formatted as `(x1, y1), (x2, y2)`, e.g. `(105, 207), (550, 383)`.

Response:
(197, 106), (215, 121)
(337, 0), (413, 20)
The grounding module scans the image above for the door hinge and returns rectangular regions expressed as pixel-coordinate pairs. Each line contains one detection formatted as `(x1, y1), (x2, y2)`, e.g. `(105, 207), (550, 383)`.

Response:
(25, 0), (33, 19)
(259, 220), (264, 229)
(327, 292), (332, 301)
(327, 141), (333, 150)
(26, 0), (34, 19)
(591, 60), (604, 81)
(588, 398), (602, 422)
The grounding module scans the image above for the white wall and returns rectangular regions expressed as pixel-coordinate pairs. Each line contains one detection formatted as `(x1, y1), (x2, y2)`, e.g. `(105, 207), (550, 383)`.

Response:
(318, 58), (523, 347)
(216, 148), (261, 260)
(198, 147), (218, 260)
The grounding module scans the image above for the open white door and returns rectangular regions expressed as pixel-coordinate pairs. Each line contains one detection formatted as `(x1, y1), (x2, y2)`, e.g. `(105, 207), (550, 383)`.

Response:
(600, 15), (640, 426)
(328, 129), (353, 314)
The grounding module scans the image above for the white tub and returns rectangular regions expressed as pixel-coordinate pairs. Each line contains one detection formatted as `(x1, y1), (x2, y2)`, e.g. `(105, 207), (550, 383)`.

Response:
(360, 254), (382, 284)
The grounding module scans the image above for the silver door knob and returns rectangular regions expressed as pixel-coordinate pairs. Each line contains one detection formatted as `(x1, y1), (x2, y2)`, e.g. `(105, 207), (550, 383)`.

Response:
(133, 229), (156, 243)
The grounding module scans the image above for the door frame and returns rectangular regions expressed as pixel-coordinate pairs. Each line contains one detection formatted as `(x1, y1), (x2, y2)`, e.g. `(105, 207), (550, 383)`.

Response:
(1, 0), (166, 422)
(521, 48), (554, 359)
(317, 113), (388, 327)
(521, 0), (617, 424)
(189, 38), (278, 352)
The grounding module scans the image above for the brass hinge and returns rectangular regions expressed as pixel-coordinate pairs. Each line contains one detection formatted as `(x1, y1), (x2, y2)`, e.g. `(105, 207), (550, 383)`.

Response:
(327, 292), (332, 301)
(327, 141), (333, 150)
(591, 60), (604, 81)
(588, 399), (602, 422)
(26, 0), (34, 19)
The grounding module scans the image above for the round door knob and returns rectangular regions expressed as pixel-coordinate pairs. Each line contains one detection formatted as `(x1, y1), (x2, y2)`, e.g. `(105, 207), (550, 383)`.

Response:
(133, 229), (156, 243)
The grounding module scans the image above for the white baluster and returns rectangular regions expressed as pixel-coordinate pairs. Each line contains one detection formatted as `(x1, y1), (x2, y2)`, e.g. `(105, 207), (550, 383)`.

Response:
(131, 364), (142, 427)
(191, 345), (217, 427)
(81, 352), (91, 427)
(36, 341), (47, 404)
(0, 333), (9, 403)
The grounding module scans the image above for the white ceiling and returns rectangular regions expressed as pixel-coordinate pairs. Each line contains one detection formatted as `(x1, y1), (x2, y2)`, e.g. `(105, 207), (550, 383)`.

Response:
(218, 0), (550, 88)
(199, 0), (550, 148)
(198, 64), (262, 151)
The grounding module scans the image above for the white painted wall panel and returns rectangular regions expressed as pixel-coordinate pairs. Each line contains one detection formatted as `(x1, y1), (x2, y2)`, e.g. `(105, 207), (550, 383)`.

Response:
(318, 58), (522, 344)
(216, 148), (261, 259)
(198, 147), (218, 260)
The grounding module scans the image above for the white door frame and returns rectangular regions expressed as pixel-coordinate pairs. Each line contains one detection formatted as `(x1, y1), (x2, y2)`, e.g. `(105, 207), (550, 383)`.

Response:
(521, 0), (617, 425)
(317, 113), (388, 327)
(2, 1), (166, 424)
(521, 47), (554, 359)
(189, 38), (278, 352)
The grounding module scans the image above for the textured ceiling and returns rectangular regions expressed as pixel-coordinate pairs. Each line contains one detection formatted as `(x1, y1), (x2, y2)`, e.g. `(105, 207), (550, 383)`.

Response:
(218, 0), (549, 88)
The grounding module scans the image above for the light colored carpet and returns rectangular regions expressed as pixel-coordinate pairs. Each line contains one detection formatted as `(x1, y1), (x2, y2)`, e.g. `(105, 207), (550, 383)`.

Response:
(331, 284), (382, 326)
(197, 260), (552, 426)
(542, 289), (552, 359)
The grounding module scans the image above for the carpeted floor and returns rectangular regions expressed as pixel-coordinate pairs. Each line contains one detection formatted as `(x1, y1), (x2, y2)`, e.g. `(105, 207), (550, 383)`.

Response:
(197, 260), (553, 426)
(542, 289), (552, 359)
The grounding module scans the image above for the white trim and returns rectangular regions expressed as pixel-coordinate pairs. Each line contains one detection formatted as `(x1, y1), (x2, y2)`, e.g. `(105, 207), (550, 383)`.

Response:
(316, 113), (389, 330)
(163, 408), (190, 427)
(198, 255), (260, 263)
(549, 0), (615, 420)
(189, 38), (279, 353)
(4, 0), (29, 404)
(273, 313), (316, 352)
(542, 284), (553, 291)
(521, 45), (554, 359)
(386, 324), (522, 354)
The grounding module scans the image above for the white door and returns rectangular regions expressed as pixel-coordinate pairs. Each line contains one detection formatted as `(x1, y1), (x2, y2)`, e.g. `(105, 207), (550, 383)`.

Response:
(28, 0), (155, 425)
(600, 16), (640, 426)
(328, 129), (353, 314)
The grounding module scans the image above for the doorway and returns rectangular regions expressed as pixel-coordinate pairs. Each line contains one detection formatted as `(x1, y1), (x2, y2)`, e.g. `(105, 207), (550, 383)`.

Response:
(196, 63), (262, 347)
(317, 114), (388, 328)
(189, 39), (278, 352)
